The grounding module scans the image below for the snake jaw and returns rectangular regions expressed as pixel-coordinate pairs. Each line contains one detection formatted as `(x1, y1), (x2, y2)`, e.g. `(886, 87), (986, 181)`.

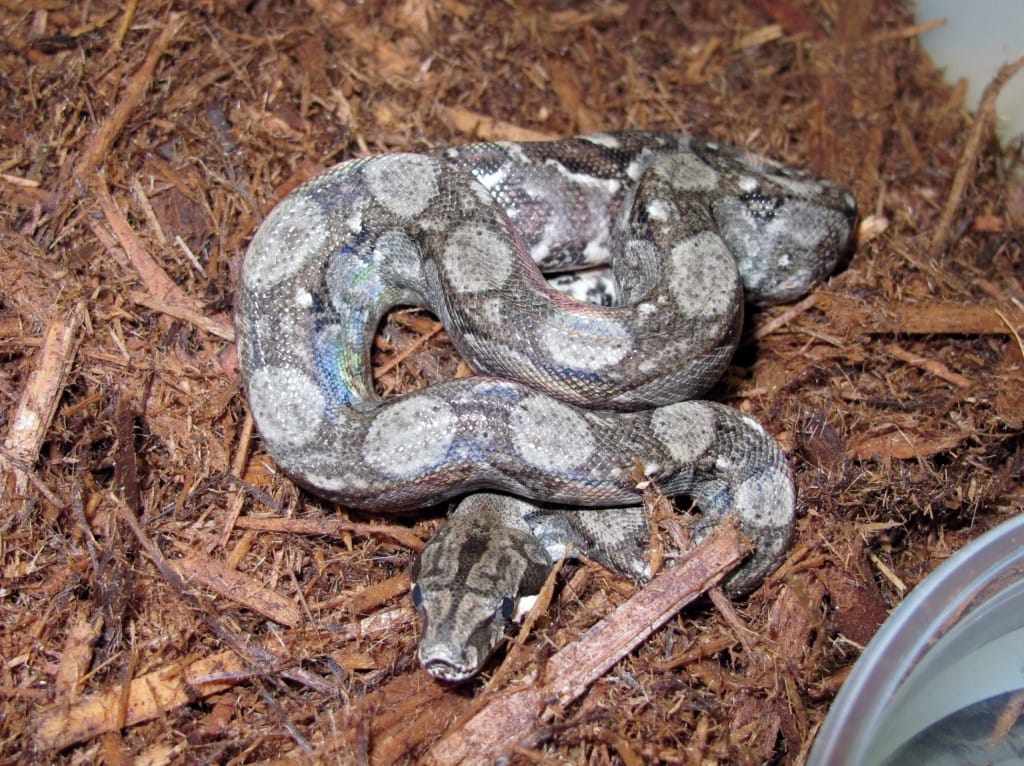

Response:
(410, 494), (553, 682)
(418, 642), (489, 684)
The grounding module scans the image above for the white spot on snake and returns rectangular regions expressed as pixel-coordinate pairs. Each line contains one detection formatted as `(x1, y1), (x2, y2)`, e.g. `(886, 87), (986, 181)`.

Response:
(471, 162), (511, 194)
(625, 158), (645, 181)
(582, 238), (611, 263)
(298, 468), (371, 493)
(470, 178), (499, 209)
(667, 230), (739, 319)
(739, 176), (759, 193)
(345, 206), (363, 233)
(364, 396), (457, 478)
(511, 396), (594, 470)
(247, 365), (325, 450)
(243, 195), (326, 290)
(442, 222), (514, 293)
(740, 414), (765, 433)
(647, 199), (671, 222)
(651, 402), (717, 463)
(364, 154), (439, 219)
(548, 162), (621, 198)
(295, 288), (313, 308)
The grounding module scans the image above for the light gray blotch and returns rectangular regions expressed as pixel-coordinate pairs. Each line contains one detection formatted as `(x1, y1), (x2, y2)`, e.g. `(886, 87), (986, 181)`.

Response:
(443, 222), (514, 293)
(364, 395), (457, 477)
(540, 315), (631, 371)
(247, 365), (325, 450)
(651, 402), (717, 463)
(511, 396), (595, 470)
(243, 195), (327, 290)
(364, 154), (440, 219)
(667, 230), (738, 318)
(664, 151), (720, 192)
(734, 468), (794, 528)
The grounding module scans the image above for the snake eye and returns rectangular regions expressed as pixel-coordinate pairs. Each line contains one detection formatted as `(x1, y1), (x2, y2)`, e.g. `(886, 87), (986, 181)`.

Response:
(411, 583), (424, 608)
(499, 596), (515, 620)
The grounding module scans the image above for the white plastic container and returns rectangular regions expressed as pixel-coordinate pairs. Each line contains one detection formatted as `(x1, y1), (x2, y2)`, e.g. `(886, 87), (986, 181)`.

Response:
(916, 0), (1024, 140)
(808, 512), (1024, 765)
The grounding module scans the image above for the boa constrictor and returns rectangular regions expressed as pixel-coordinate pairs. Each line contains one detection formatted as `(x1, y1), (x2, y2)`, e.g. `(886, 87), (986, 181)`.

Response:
(235, 132), (857, 682)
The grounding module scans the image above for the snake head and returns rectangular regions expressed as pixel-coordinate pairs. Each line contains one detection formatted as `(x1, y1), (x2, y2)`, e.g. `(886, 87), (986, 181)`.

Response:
(409, 494), (553, 683)
(696, 141), (859, 305)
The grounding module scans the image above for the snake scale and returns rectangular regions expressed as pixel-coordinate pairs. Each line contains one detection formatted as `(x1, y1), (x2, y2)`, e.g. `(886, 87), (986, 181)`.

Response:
(236, 132), (857, 682)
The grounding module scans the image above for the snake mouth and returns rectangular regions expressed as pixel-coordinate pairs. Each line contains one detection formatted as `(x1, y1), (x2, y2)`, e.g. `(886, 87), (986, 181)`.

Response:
(422, 656), (479, 684)
(419, 641), (485, 684)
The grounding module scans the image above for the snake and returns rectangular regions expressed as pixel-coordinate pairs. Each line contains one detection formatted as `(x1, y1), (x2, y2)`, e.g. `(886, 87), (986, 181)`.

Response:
(235, 132), (857, 682)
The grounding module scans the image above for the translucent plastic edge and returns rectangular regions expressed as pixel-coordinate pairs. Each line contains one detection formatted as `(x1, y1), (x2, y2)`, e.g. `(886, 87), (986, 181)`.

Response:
(807, 513), (1024, 766)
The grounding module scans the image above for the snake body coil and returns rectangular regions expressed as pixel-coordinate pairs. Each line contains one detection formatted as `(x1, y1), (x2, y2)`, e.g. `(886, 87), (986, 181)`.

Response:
(236, 133), (857, 681)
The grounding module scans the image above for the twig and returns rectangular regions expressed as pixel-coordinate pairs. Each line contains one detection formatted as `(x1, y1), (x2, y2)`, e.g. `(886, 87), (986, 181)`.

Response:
(218, 410), (255, 547)
(233, 514), (426, 552)
(989, 689), (1024, 747)
(375, 320), (446, 378)
(94, 182), (234, 341)
(884, 343), (974, 388)
(929, 53), (1024, 259)
(34, 492), (417, 751)
(0, 450), (67, 510)
(33, 608), (413, 751)
(74, 13), (184, 182)
(861, 17), (946, 47)
(750, 293), (818, 342)
(172, 552), (305, 627)
(438, 105), (559, 143)
(995, 308), (1024, 360)
(111, 0), (139, 51)
(128, 290), (234, 342)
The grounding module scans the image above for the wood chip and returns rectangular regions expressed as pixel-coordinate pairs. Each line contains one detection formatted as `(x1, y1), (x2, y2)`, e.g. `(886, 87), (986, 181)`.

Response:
(1, 303), (84, 498)
(174, 553), (304, 628)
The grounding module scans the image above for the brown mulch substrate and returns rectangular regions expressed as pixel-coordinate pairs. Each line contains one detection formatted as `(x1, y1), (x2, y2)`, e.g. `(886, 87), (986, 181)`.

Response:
(2, 1), (1023, 763)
